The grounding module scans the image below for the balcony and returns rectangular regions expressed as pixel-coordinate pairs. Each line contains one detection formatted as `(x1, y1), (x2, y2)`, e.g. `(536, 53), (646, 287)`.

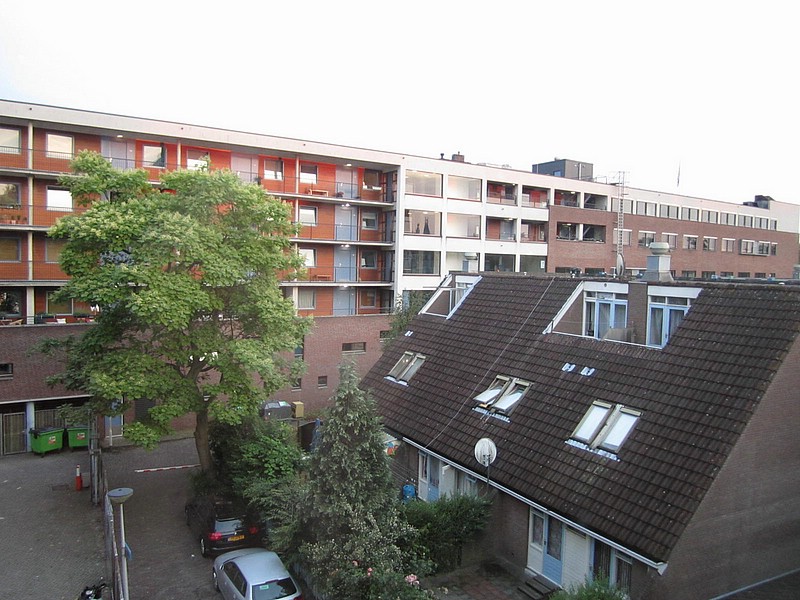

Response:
(521, 186), (549, 208)
(487, 181), (517, 205)
(292, 220), (392, 244)
(0, 259), (70, 282)
(486, 217), (516, 241)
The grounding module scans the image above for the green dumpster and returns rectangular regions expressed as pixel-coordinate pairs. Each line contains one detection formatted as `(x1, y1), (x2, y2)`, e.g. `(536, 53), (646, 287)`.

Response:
(29, 427), (64, 456)
(65, 426), (89, 449)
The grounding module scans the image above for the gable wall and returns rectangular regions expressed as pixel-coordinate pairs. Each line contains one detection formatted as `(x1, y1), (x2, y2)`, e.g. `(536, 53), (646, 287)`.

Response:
(648, 336), (800, 599)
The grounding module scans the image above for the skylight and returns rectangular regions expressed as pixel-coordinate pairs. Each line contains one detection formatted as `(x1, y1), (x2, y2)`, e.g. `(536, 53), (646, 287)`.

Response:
(571, 401), (640, 453)
(387, 351), (426, 384)
(474, 376), (530, 415)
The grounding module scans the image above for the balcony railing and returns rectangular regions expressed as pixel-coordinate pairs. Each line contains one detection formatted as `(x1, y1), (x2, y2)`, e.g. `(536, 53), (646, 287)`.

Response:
(293, 221), (391, 243)
(292, 265), (391, 285)
(0, 147), (393, 203)
(0, 259), (70, 281)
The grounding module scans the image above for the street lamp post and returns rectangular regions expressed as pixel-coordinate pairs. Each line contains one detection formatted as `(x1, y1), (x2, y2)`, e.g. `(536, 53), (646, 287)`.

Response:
(108, 487), (134, 600)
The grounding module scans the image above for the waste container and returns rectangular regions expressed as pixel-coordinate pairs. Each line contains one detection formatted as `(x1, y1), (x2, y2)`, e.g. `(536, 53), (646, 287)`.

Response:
(65, 426), (89, 449)
(29, 427), (64, 456)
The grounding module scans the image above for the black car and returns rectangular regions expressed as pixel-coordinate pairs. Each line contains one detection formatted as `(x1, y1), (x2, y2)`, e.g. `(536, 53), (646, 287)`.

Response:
(184, 495), (264, 557)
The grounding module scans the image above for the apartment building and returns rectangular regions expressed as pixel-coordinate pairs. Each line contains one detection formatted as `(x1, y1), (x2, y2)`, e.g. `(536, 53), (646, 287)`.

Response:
(0, 99), (797, 450)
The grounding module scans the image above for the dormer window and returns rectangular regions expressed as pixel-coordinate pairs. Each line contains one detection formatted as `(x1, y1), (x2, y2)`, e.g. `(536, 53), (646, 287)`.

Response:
(572, 401), (640, 453)
(474, 376), (530, 414)
(387, 351), (426, 384)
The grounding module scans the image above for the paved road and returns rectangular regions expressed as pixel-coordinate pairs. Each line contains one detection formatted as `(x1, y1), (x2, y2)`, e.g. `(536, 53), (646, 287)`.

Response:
(103, 437), (217, 600)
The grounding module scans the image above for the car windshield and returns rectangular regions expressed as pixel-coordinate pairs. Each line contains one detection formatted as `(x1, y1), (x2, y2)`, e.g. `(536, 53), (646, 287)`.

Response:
(215, 516), (244, 534)
(252, 577), (297, 600)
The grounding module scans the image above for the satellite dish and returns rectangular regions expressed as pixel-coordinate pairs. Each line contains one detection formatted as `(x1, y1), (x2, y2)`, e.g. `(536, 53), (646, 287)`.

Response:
(474, 438), (497, 467)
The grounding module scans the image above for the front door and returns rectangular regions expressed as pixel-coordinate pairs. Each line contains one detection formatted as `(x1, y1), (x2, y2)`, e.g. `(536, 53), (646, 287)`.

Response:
(335, 205), (358, 241)
(527, 509), (545, 574)
(334, 246), (356, 281)
(542, 516), (564, 584)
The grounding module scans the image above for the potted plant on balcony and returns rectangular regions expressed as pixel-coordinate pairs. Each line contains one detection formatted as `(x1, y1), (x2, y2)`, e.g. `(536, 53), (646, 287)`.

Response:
(34, 312), (54, 324)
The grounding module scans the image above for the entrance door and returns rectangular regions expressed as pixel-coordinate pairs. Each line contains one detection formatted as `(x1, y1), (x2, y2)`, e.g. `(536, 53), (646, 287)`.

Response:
(105, 415), (124, 446)
(332, 287), (356, 316)
(2, 412), (26, 455)
(334, 246), (356, 281)
(335, 205), (358, 241)
(527, 509), (545, 574)
(542, 516), (564, 584)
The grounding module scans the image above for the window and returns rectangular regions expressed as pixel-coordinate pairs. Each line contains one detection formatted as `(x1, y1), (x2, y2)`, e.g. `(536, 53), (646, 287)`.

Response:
(720, 271), (734, 278)
(755, 217), (769, 229)
(360, 250), (377, 269)
(662, 233), (677, 249)
(683, 235), (698, 250)
(448, 175), (481, 200)
(637, 231), (655, 248)
(740, 240), (755, 255)
(612, 198), (634, 214)
(572, 401), (640, 452)
(703, 237), (717, 251)
(294, 345), (304, 360)
(738, 272), (751, 278)
(361, 210), (378, 230)
(291, 377), (302, 390)
(317, 375), (328, 388)
(648, 295), (690, 347)
(142, 144), (167, 167)
(702, 271), (716, 279)
(702, 209), (719, 224)
(0, 237), (20, 261)
(45, 238), (67, 263)
(300, 164), (317, 184)
(0, 127), (21, 154)
(298, 206), (317, 226)
(186, 149), (209, 171)
(0, 363), (12, 380)
(721, 212), (737, 226)
(360, 289), (377, 307)
(263, 158), (284, 180)
(755, 272), (767, 279)
(405, 170), (442, 196)
(757, 241), (771, 256)
(681, 270), (696, 279)
(47, 290), (72, 315)
(0, 182), (20, 207)
(387, 351), (426, 383)
(298, 248), (316, 267)
(635, 201), (656, 216)
(681, 207), (699, 221)
(594, 541), (632, 593)
(297, 289), (315, 310)
(613, 229), (631, 246)
(474, 375), (530, 414)
(403, 250), (440, 275)
(363, 169), (381, 190)
(46, 187), (72, 212)
(584, 291), (627, 339)
(659, 204), (679, 219)
(771, 243), (778, 256)
(738, 214), (754, 228)
(342, 341), (366, 353)
(46, 133), (73, 159)
(0, 290), (21, 314)
(721, 238), (735, 253)
(405, 210), (441, 236)
(231, 153), (258, 183)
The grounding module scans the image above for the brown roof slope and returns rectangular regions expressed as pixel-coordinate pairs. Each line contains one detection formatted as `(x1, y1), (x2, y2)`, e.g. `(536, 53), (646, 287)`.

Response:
(363, 275), (800, 563)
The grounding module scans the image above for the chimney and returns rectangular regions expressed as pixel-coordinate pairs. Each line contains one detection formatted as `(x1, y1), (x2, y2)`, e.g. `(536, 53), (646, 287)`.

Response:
(642, 242), (674, 282)
(451, 152), (465, 162)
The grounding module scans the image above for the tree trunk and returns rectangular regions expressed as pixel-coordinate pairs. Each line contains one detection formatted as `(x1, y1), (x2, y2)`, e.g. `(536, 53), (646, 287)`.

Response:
(194, 407), (214, 474)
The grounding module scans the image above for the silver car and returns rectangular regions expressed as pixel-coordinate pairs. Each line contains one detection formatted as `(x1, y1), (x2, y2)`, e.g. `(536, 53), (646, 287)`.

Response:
(212, 548), (302, 600)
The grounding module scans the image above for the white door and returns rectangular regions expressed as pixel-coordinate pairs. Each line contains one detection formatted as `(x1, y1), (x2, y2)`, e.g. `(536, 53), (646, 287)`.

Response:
(527, 508), (545, 574)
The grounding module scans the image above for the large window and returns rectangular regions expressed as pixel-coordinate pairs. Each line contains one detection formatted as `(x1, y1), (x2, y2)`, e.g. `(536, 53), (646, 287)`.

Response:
(297, 289), (315, 310)
(613, 229), (632, 246)
(0, 182), (20, 207)
(593, 541), (632, 594)
(298, 248), (316, 267)
(360, 250), (377, 269)
(387, 351), (426, 383)
(721, 238), (735, 253)
(361, 210), (378, 230)
(403, 250), (439, 275)
(298, 206), (317, 226)
(702, 237), (717, 251)
(584, 291), (627, 339)
(46, 290), (72, 315)
(46, 187), (72, 212)
(363, 169), (381, 190)
(263, 158), (284, 181)
(300, 164), (318, 185)
(662, 233), (677, 249)
(46, 133), (73, 159)
(0, 127), (21, 154)
(405, 170), (442, 197)
(637, 231), (655, 247)
(0, 237), (21, 261)
(681, 207), (699, 221)
(721, 212), (737, 226)
(142, 144), (166, 167)
(448, 175), (481, 200)
(405, 210), (441, 236)
(659, 204), (679, 219)
(635, 201), (656, 216)
(572, 401), (640, 452)
(683, 235), (698, 250)
(186, 149), (209, 171)
(647, 295), (690, 347)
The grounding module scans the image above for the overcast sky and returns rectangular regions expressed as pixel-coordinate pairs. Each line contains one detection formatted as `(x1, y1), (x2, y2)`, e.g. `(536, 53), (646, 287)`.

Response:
(1, 1), (797, 205)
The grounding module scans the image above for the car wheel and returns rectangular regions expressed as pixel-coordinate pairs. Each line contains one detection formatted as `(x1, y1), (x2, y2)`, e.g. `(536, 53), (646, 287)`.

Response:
(212, 568), (219, 592)
(200, 537), (208, 557)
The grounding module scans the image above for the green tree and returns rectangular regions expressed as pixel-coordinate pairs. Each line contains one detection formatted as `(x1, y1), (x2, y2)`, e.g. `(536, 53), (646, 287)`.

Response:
(45, 151), (309, 472)
(297, 363), (432, 599)
(384, 290), (432, 347)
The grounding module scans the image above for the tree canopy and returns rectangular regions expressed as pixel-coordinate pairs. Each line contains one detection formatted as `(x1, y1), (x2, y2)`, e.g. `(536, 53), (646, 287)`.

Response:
(47, 151), (309, 471)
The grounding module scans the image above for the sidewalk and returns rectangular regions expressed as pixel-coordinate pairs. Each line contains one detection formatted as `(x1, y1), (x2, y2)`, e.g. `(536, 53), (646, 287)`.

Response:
(0, 446), (104, 600)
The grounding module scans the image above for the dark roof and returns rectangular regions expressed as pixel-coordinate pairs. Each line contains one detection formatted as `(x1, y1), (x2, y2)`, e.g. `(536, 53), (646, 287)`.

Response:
(363, 274), (800, 563)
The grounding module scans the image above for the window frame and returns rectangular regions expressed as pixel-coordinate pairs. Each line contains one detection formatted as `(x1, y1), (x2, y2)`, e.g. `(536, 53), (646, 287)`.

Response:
(298, 247), (316, 267)
(298, 206), (318, 226)
(142, 143), (167, 168)
(0, 236), (21, 262)
(300, 164), (318, 185)
(342, 341), (366, 354)
(0, 363), (12, 380)
(571, 401), (640, 452)
(361, 210), (378, 230)
(45, 132), (74, 160)
(0, 182), (21, 208)
(263, 158), (284, 181)
(474, 375), (530, 415)
(297, 288), (316, 310)
(46, 186), (73, 212)
(387, 351), (426, 383)
(0, 127), (22, 155)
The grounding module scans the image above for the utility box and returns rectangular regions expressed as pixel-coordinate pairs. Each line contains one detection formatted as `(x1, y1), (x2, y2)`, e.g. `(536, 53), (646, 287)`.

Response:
(292, 401), (304, 419)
